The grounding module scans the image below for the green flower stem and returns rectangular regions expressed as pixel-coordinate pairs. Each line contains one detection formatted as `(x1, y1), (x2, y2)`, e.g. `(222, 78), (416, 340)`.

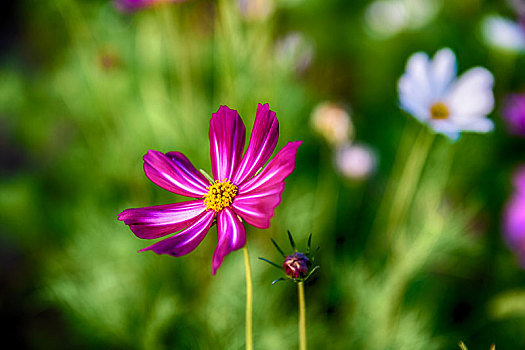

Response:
(243, 245), (253, 350)
(458, 341), (468, 350)
(298, 281), (307, 350)
(369, 120), (420, 247)
(374, 137), (455, 346)
(385, 126), (435, 242)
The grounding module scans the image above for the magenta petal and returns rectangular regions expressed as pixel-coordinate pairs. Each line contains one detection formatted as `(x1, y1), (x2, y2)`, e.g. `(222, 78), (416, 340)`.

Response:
(232, 103), (279, 185)
(209, 106), (246, 181)
(504, 194), (525, 245)
(118, 200), (206, 239)
(212, 208), (246, 274)
(233, 141), (301, 228)
(139, 210), (216, 257)
(232, 184), (285, 229)
(144, 150), (209, 198)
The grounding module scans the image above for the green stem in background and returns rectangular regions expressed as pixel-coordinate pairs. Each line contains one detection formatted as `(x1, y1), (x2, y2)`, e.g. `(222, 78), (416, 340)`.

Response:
(384, 126), (435, 243)
(368, 120), (418, 245)
(298, 281), (307, 350)
(216, 0), (240, 103)
(242, 246), (253, 350)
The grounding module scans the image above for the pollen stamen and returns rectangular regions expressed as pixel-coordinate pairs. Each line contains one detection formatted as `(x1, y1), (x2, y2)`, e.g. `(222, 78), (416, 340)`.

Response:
(203, 179), (238, 212)
(430, 102), (450, 120)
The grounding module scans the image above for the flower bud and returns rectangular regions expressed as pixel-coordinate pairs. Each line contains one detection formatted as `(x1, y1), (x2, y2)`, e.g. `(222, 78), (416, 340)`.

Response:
(283, 252), (310, 279)
(260, 232), (319, 284)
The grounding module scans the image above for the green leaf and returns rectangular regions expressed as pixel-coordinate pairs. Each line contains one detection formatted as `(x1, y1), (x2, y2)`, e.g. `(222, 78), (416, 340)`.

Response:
(307, 233), (312, 254)
(258, 257), (282, 270)
(271, 238), (286, 257)
(287, 230), (296, 251)
(272, 278), (286, 285)
(304, 266), (320, 282)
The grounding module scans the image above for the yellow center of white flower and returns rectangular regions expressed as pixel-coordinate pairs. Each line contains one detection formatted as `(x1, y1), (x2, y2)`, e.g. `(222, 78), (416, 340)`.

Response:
(430, 102), (450, 120)
(203, 179), (238, 212)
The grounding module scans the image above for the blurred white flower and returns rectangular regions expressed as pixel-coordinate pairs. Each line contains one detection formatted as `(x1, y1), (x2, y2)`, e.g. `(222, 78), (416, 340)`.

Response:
(311, 102), (354, 146)
(275, 32), (314, 74)
(365, 0), (441, 39)
(335, 143), (377, 180)
(398, 48), (495, 140)
(481, 15), (525, 53)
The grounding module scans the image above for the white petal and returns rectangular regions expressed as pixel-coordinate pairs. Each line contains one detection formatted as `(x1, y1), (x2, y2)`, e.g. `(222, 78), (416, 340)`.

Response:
(429, 119), (461, 140)
(398, 76), (431, 121)
(430, 48), (457, 97)
(456, 117), (494, 133)
(404, 52), (433, 100)
(398, 51), (435, 120)
(446, 67), (495, 117)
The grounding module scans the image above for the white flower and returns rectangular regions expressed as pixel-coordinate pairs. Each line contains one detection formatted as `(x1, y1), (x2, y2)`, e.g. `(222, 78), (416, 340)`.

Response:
(398, 48), (495, 140)
(481, 15), (525, 53)
(364, 0), (441, 39)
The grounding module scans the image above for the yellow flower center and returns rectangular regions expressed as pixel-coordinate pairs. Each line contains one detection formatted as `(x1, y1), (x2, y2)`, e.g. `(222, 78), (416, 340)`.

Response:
(203, 179), (238, 212)
(430, 102), (450, 120)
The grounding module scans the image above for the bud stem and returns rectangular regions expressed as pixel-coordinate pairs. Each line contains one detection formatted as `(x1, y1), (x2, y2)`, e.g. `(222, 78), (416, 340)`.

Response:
(298, 281), (307, 350)
(243, 246), (254, 350)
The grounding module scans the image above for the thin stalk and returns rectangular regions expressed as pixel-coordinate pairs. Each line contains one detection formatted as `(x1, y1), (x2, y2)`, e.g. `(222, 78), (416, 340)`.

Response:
(378, 137), (455, 345)
(384, 126), (435, 242)
(242, 246), (253, 350)
(367, 120), (416, 251)
(298, 281), (307, 350)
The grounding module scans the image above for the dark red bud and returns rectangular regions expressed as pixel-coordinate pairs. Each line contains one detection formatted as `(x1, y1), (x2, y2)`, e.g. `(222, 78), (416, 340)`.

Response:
(283, 252), (309, 278)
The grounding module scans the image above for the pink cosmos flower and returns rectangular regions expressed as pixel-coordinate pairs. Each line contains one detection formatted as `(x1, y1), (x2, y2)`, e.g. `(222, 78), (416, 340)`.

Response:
(503, 166), (525, 267)
(118, 104), (301, 274)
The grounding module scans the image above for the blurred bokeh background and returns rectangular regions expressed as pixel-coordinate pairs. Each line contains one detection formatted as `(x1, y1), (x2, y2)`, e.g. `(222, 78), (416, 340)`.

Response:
(2, 0), (525, 348)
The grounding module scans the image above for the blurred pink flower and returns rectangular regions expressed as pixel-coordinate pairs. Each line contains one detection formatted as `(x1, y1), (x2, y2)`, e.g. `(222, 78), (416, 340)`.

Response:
(503, 93), (525, 136)
(238, 0), (274, 21)
(520, 16), (525, 33)
(335, 143), (377, 181)
(503, 166), (525, 267)
(119, 104), (301, 274)
(114, 0), (187, 12)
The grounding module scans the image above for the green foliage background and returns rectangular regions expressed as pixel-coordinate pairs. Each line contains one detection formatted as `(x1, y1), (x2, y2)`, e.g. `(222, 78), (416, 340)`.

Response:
(1, 0), (525, 348)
